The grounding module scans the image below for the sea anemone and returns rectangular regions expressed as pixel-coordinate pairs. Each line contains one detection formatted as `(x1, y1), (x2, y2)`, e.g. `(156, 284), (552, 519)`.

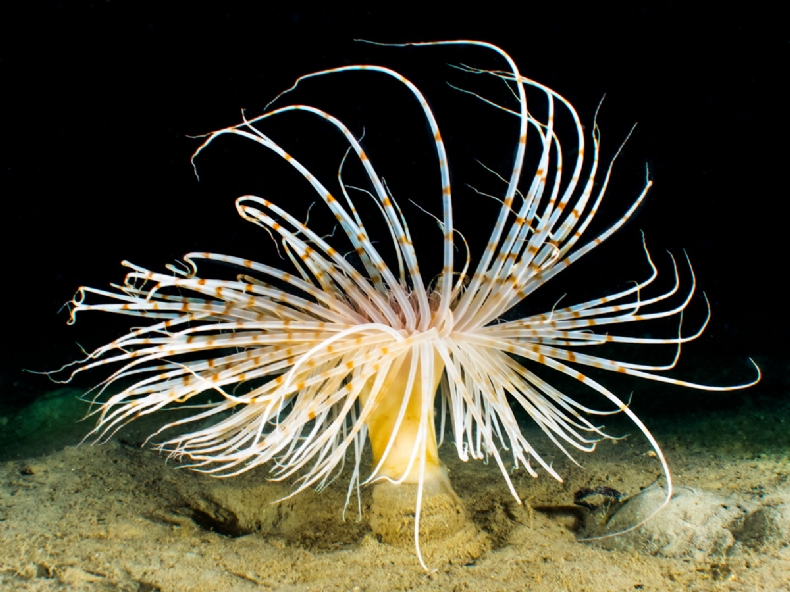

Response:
(52, 40), (759, 569)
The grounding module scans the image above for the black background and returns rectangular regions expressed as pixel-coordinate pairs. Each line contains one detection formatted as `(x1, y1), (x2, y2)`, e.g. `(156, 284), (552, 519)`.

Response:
(1, 3), (787, 410)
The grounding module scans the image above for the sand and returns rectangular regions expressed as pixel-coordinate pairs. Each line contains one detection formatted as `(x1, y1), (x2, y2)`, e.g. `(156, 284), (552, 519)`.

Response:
(1, 384), (789, 592)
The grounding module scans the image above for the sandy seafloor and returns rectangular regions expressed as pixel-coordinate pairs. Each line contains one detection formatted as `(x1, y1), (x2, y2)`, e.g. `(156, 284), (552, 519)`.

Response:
(1, 358), (789, 592)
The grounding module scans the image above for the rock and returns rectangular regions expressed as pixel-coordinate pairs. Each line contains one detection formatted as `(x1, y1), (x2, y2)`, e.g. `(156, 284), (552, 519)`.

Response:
(583, 485), (750, 560)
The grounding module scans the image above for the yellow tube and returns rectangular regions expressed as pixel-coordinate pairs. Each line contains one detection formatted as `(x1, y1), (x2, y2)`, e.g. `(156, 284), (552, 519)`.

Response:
(359, 348), (446, 483)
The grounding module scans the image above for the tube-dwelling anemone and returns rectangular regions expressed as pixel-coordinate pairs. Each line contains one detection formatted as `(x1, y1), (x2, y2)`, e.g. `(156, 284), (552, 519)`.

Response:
(53, 40), (759, 569)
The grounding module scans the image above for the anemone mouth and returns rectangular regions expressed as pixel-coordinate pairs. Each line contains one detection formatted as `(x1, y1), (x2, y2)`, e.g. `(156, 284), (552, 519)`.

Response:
(47, 39), (760, 570)
(380, 289), (446, 332)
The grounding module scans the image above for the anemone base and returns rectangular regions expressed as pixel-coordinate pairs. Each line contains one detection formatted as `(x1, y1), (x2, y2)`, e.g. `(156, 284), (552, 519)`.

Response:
(369, 464), (488, 564)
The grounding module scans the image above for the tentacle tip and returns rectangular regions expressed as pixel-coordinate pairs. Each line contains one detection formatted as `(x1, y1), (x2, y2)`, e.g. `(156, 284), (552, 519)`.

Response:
(748, 358), (762, 381)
